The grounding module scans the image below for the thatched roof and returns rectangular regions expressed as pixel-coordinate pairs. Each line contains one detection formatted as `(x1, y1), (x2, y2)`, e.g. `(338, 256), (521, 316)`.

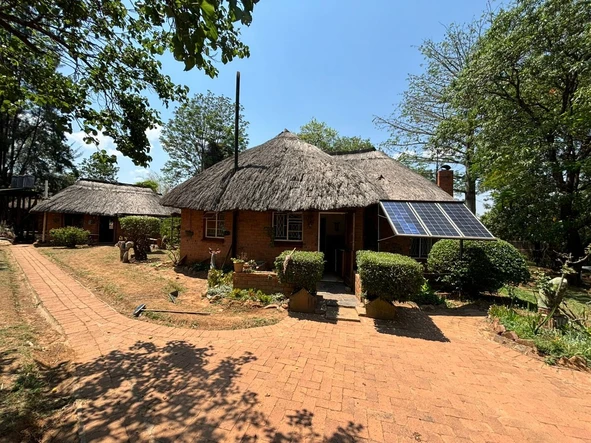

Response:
(161, 130), (453, 212)
(335, 150), (455, 202)
(161, 130), (384, 211)
(32, 179), (176, 217)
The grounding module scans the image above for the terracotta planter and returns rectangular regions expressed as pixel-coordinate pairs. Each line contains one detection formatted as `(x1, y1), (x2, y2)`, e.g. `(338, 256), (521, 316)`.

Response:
(233, 262), (244, 273)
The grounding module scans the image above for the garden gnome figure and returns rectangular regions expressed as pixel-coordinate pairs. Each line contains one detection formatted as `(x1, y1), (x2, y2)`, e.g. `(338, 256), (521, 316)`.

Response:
(209, 248), (221, 269)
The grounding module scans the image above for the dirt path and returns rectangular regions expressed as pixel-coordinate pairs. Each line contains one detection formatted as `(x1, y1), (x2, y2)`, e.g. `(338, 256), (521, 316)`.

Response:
(10, 244), (591, 442)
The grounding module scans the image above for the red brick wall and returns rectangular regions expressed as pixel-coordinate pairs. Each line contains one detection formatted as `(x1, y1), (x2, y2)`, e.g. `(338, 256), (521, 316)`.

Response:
(42, 212), (120, 244)
(179, 209), (319, 269)
(233, 271), (294, 296)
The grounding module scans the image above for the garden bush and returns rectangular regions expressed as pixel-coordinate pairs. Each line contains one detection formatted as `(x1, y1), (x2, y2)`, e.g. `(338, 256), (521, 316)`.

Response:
(207, 269), (233, 288)
(161, 216), (181, 247)
(50, 226), (90, 248)
(356, 251), (424, 303)
(427, 239), (529, 296)
(119, 216), (161, 261)
(274, 250), (324, 294)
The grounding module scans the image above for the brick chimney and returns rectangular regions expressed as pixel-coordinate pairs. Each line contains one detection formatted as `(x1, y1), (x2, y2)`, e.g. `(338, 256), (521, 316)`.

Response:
(436, 165), (453, 197)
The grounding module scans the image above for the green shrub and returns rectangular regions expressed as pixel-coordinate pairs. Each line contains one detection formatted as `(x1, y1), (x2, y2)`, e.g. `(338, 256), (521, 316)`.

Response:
(119, 216), (161, 261)
(230, 288), (284, 305)
(427, 239), (530, 296)
(207, 269), (233, 288)
(413, 282), (445, 306)
(161, 217), (181, 246)
(356, 251), (424, 303)
(49, 226), (90, 248)
(274, 250), (324, 294)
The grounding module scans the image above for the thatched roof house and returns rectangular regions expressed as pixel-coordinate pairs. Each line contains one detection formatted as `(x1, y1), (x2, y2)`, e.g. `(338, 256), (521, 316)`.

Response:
(162, 130), (492, 284)
(33, 179), (174, 217)
(33, 179), (175, 243)
(161, 131), (452, 211)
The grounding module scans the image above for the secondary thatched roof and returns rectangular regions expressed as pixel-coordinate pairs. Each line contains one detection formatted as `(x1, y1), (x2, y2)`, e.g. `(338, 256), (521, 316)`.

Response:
(335, 150), (455, 202)
(32, 179), (176, 217)
(161, 130), (453, 212)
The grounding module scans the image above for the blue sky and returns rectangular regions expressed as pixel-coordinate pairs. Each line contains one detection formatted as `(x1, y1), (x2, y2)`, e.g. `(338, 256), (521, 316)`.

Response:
(68, 0), (493, 212)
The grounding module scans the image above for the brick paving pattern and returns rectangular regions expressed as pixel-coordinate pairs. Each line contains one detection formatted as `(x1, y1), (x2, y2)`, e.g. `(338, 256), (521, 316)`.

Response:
(11, 245), (591, 442)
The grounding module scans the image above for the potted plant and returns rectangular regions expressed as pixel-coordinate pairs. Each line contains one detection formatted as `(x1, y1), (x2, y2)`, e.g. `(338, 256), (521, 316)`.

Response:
(243, 259), (257, 273)
(231, 257), (245, 273)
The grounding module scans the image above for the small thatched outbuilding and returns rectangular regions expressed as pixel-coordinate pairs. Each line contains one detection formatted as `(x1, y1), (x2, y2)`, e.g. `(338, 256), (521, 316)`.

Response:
(162, 130), (492, 284)
(32, 179), (175, 243)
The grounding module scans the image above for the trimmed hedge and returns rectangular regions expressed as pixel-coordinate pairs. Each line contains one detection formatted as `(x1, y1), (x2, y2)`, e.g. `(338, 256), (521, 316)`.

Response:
(427, 239), (530, 295)
(120, 216), (161, 261)
(274, 250), (324, 294)
(50, 226), (90, 248)
(356, 251), (424, 303)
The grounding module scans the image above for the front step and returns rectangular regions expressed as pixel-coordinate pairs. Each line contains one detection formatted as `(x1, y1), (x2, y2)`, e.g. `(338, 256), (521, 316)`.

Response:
(325, 305), (361, 322)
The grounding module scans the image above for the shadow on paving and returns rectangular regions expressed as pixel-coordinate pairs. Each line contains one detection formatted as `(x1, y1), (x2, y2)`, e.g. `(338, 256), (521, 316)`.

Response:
(74, 340), (365, 442)
(373, 306), (450, 342)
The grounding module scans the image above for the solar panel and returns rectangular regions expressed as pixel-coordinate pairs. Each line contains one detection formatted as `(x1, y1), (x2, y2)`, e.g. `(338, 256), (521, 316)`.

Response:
(440, 203), (494, 239)
(410, 202), (461, 237)
(381, 201), (428, 236)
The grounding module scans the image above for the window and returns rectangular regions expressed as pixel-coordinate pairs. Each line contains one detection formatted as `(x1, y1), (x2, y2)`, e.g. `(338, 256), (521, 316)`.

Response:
(204, 212), (225, 239)
(273, 212), (303, 241)
(64, 214), (83, 228)
(410, 238), (434, 259)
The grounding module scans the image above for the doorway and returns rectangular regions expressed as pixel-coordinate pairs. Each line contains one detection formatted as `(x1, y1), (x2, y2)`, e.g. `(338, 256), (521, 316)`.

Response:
(98, 216), (115, 243)
(319, 213), (347, 280)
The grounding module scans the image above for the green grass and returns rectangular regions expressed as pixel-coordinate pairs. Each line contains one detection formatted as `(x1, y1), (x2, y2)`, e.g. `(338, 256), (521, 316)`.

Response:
(489, 305), (591, 365)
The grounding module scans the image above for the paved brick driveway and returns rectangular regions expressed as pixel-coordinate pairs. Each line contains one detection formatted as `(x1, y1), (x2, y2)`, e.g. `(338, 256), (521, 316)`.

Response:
(11, 245), (591, 442)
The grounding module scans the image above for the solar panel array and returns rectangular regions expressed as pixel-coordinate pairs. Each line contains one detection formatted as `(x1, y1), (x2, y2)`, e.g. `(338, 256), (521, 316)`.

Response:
(380, 201), (427, 236)
(380, 201), (494, 239)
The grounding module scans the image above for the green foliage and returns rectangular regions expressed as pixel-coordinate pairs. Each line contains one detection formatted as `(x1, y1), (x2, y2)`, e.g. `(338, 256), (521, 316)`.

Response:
(356, 251), (424, 303)
(427, 240), (530, 295)
(298, 118), (373, 153)
(79, 150), (119, 182)
(207, 269), (233, 288)
(160, 91), (249, 185)
(230, 288), (284, 305)
(135, 179), (159, 192)
(274, 251), (324, 293)
(49, 226), (89, 248)
(455, 0), (591, 256)
(489, 305), (591, 365)
(413, 282), (445, 306)
(119, 216), (161, 261)
(161, 217), (181, 247)
(0, 1), (258, 168)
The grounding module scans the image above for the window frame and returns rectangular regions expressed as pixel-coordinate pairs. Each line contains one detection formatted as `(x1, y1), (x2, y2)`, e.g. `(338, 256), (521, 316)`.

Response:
(204, 212), (225, 239)
(273, 212), (304, 242)
(410, 237), (434, 259)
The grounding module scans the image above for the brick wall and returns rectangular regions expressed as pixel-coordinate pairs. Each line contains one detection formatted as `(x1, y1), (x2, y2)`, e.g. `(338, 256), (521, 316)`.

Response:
(41, 212), (119, 243)
(436, 169), (454, 197)
(233, 271), (294, 296)
(180, 209), (319, 268)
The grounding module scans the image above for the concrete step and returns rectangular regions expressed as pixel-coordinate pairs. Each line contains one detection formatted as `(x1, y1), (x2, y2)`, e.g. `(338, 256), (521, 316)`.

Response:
(325, 306), (361, 322)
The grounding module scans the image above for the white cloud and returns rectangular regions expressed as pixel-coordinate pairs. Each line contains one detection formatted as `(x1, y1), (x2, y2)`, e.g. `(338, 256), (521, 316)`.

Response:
(130, 168), (151, 182)
(67, 126), (161, 156)
(146, 125), (162, 144)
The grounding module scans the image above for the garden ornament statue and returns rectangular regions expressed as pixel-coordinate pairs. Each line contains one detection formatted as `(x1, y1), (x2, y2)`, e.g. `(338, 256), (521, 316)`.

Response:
(537, 276), (568, 310)
(116, 236), (134, 263)
(209, 248), (221, 269)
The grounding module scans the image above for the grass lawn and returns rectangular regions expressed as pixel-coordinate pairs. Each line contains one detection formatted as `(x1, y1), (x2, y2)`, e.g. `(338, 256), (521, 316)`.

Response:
(38, 245), (286, 330)
(0, 247), (76, 441)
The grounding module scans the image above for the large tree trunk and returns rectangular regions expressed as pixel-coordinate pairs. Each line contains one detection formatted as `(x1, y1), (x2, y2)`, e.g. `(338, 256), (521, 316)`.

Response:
(464, 174), (477, 214)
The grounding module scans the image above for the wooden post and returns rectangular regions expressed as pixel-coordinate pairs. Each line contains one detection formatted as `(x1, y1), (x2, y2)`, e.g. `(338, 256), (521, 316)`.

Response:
(42, 212), (47, 243)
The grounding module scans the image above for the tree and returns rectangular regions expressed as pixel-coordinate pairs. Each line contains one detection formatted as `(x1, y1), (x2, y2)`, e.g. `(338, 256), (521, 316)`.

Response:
(135, 179), (159, 193)
(119, 216), (161, 261)
(160, 91), (249, 185)
(0, 0), (258, 167)
(79, 150), (119, 182)
(298, 118), (373, 152)
(457, 0), (591, 257)
(374, 21), (486, 213)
